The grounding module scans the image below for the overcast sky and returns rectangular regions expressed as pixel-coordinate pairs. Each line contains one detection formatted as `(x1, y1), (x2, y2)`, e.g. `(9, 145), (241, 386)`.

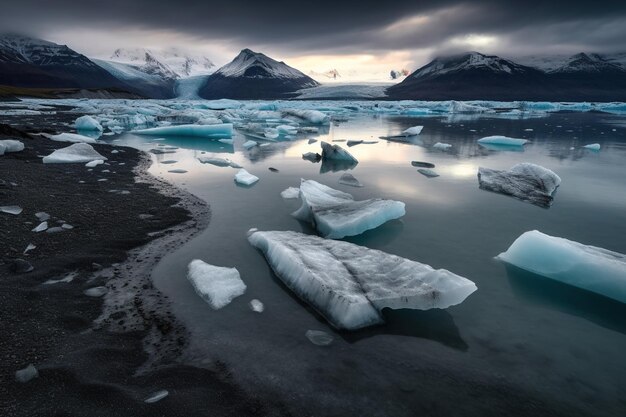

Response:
(3, 0), (626, 81)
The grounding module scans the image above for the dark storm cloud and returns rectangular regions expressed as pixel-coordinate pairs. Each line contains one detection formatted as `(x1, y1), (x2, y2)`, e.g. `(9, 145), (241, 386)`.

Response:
(2, 0), (626, 55)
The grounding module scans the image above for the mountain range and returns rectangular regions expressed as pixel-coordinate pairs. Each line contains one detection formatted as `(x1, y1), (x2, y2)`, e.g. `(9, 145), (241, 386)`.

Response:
(1, 33), (626, 101)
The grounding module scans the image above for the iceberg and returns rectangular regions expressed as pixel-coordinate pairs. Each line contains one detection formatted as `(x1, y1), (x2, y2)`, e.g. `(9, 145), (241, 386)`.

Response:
(320, 141), (358, 164)
(43, 143), (107, 164)
(46, 133), (97, 144)
(132, 123), (233, 138)
(338, 173), (363, 187)
(583, 143), (601, 151)
(498, 230), (626, 304)
(478, 136), (529, 146)
(75, 115), (103, 132)
(281, 187), (300, 199)
(291, 179), (405, 239)
(0, 140), (25, 154)
(478, 163), (561, 208)
(402, 126), (424, 136)
(187, 260), (246, 309)
(248, 229), (477, 330)
(234, 169), (259, 186)
(302, 152), (321, 163)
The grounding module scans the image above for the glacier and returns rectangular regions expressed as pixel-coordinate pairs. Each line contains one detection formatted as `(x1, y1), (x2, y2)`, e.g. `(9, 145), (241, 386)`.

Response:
(132, 123), (233, 138)
(75, 115), (103, 132)
(478, 163), (561, 208)
(43, 143), (107, 164)
(498, 230), (626, 304)
(248, 229), (477, 330)
(187, 260), (246, 309)
(291, 179), (405, 239)
(478, 136), (529, 146)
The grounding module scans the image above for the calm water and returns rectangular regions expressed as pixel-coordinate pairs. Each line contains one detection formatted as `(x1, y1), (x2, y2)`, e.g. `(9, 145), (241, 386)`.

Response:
(113, 111), (626, 416)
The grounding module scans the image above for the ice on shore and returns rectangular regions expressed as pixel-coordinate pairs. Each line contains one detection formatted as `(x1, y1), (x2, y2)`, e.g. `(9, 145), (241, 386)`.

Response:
(402, 126), (424, 136)
(144, 390), (169, 404)
(291, 179), (405, 239)
(234, 169), (259, 186)
(249, 299), (265, 313)
(478, 136), (529, 146)
(85, 159), (104, 168)
(43, 143), (107, 164)
(15, 364), (38, 383)
(46, 133), (97, 144)
(320, 141), (358, 164)
(35, 212), (50, 221)
(498, 230), (626, 303)
(583, 143), (601, 151)
(132, 123), (233, 138)
(84, 286), (108, 297)
(305, 330), (334, 346)
(433, 142), (452, 150)
(32, 221), (48, 232)
(478, 163), (561, 208)
(248, 229), (477, 330)
(0, 139), (25, 154)
(1, 205), (22, 215)
(75, 115), (103, 132)
(281, 187), (300, 199)
(338, 173), (364, 187)
(187, 260), (246, 309)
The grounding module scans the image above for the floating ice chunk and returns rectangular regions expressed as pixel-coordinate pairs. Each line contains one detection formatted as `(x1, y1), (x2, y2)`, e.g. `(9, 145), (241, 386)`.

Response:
(75, 115), (103, 131)
(187, 260), (246, 309)
(132, 124), (233, 138)
(218, 139), (234, 145)
(0, 139), (25, 153)
(305, 330), (334, 346)
(43, 143), (107, 164)
(85, 159), (104, 168)
(347, 140), (363, 147)
(292, 179), (405, 239)
(276, 125), (298, 135)
(308, 139), (318, 144)
(46, 133), (97, 144)
(248, 229), (477, 330)
(478, 163), (561, 208)
(234, 169), (259, 186)
(320, 141), (358, 164)
(249, 299), (265, 313)
(498, 230), (626, 303)
(144, 390), (169, 404)
(204, 99), (242, 110)
(35, 212), (50, 221)
(161, 160), (177, 164)
(32, 221), (48, 232)
(15, 364), (38, 383)
(242, 140), (258, 149)
(433, 142), (452, 150)
(197, 156), (240, 168)
(281, 187), (300, 199)
(168, 169), (187, 174)
(583, 143), (601, 151)
(84, 286), (108, 297)
(418, 168), (439, 178)
(478, 136), (529, 146)
(411, 161), (435, 168)
(264, 128), (279, 139)
(338, 173), (363, 187)
(302, 152), (321, 162)
(402, 126), (424, 136)
(1, 205), (22, 215)
(283, 109), (330, 124)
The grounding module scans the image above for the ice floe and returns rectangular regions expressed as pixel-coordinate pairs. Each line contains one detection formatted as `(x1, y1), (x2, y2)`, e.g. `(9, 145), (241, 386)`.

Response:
(291, 179), (405, 239)
(248, 229), (477, 330)
(478, 163), (561, 208)
(187, 260), (246, 309)
(43, 143), (107, 164)
(234, 169), (259, 186)
(478, 136), (529, 146)
(498, 230), (626, 304)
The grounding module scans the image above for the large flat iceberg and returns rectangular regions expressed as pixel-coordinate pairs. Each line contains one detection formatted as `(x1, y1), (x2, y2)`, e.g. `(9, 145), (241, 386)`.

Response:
(292, 179), (405, 239)
(248, 229), (477, 330)
(478, 163), (561, 208)
(132, 123), (233, 138)
(187, 260), (246, 309)
(498, 230), (626, 304)
(42, 143), (107, 164)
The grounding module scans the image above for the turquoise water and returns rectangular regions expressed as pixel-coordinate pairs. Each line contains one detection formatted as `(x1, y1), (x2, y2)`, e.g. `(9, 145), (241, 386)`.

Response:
(113, 111), (626, 416)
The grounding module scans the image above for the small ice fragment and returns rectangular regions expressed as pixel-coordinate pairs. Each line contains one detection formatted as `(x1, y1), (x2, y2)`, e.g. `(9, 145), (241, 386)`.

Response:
(219, 139), (234, 145)
(15, 364), (38, 383)
(85, 159), (104, 168)
(302, 152), (321, 162)
(347, 140), (363, 147)
(308, 139), (318, 144)
(411, 161), (435, 168)
(144, 390), (169, 404)
(61, 224), (74, 230)
(0, 140), (25, 153)
(46, 227), (65, 233)
(249, 299), (265, 313)
(305, 330), (334, 346)
(243, 140), (258, 149)
(524, 128), (534, 132)
(478, 136), (529, 146)
(418, 169), (439, 178)
(32, 221), (48, 232)
(433, 142), (452, 150)
(338, 173), (363, 187)
(234, 169), (259, 186)
(44, 271), (78, 285)
(187, 260), (246, 309)
(84, 286), (108, 297)
(280, 187), (300, 199)
(161, 160), (177, 164)
(402, 126), (424, 136)
(23, 243), (36, 254)
(583, 143), (601, 151)
(1, 205), (22, 215)
(268, 167), (279, 172)
(168, 169), (188, 174)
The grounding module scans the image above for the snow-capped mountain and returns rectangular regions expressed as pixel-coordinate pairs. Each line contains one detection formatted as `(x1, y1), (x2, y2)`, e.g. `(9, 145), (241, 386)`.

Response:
(409, 52), (534, 80)
(309, 69), (341, 80)
(0, 33), (132, 92)
(517, 52), (626, 73)
(199, 49), (319, 99)
(548, 53), (625, 74)
(108, 47), (215, 78)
